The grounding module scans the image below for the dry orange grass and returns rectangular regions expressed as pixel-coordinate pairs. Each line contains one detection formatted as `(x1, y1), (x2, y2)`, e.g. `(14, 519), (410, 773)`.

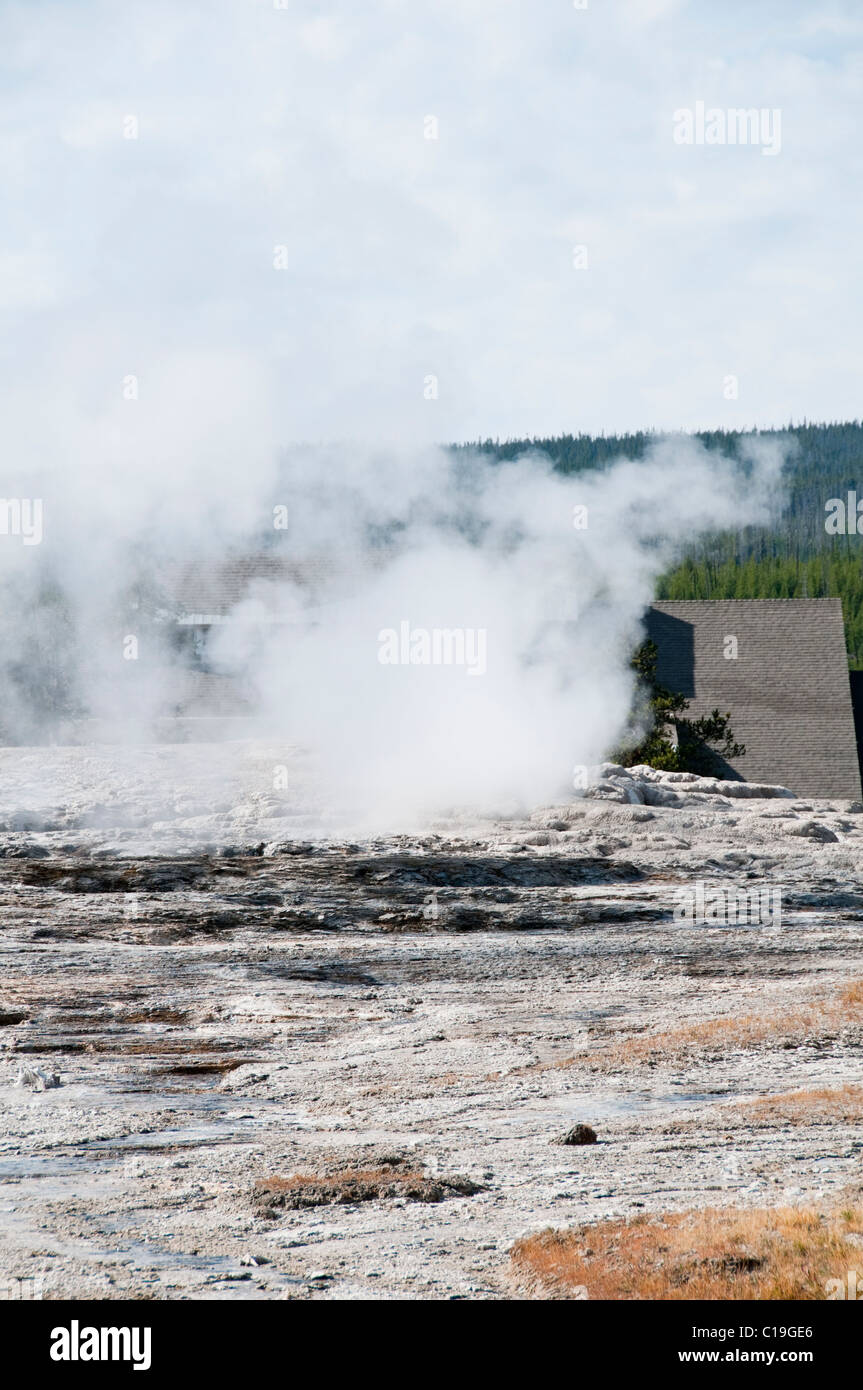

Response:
(734, 1084), (863, 1126)
(511, 1206), (863, 1300)
(595, 978), (863, 1066)
(481, 980), (863, 1083)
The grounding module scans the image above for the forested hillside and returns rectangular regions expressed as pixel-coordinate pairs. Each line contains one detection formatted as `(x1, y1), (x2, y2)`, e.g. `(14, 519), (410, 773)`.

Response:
(453, 421), (863, 667)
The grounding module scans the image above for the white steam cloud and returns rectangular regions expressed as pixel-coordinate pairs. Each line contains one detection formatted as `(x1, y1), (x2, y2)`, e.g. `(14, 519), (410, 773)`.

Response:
(210, 435), (786, 829)
(0, 412), (787, 836)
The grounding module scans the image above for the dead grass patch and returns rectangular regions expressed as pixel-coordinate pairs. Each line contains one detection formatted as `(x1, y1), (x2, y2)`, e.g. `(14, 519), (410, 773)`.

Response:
(474, 979), (863, 1084)
(592, 978), (863, 1067)
(254, 1158), (484, 1213)
(511, 1206), (863, 1300)
(734, 1085), (863, 1126)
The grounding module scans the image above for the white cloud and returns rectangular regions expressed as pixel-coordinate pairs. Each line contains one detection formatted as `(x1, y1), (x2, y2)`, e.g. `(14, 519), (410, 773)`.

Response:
(0, 0), (860, 440)
(0, 250), (60, 310)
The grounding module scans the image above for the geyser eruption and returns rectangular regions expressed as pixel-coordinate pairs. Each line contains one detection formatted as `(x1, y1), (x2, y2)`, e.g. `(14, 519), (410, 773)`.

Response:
(209, 435), (787, 828)
(0, 423), (788, 834)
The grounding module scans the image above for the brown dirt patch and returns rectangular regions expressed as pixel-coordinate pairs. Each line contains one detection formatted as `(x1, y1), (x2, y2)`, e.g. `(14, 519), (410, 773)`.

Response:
(253, 1157), (484, 1213)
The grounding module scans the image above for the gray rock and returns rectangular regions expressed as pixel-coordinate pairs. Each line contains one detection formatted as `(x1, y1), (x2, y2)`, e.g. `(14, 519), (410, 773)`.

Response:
(556, 1123), (598, 1146)
(623, 766), (795, 801)
(583, 780), (626, 802)
(589, 763), (633, 781)
(640, 784), (685, 808)
(784, 820), (839, 843)
(14, 1066), (61, 1092)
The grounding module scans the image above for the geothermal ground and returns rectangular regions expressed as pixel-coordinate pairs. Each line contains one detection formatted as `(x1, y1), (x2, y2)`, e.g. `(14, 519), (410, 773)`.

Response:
(1, 744), (862, 1301)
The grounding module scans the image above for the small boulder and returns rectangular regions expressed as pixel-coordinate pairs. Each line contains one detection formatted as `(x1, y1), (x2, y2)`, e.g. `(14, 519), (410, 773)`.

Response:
(14, 1066), (61, 1092)
(784, 820), (839, 843)
(640, 784), (684, 808)
(556, 1123), (598, 1146)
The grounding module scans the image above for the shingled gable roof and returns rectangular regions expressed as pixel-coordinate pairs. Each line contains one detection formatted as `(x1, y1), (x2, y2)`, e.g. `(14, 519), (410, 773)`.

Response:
(162, 553), (334, 621)
(646, 598), (862, 800)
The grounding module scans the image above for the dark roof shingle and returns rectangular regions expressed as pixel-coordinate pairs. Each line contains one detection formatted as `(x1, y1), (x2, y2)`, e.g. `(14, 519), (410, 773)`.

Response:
(647, 599), (861, 799)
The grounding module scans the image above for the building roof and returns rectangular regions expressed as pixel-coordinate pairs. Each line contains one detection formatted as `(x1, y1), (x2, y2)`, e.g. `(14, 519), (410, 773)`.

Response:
(646, 598), (861, 799)
(161, 553), (334, 620)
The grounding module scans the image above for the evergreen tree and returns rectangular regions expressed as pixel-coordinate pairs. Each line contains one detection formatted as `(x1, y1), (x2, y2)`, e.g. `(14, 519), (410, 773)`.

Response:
(616, 640), (746, 775)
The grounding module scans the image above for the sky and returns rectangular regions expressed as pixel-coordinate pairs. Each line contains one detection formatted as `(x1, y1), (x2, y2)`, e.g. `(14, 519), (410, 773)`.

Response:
(1, 0), (862, 447)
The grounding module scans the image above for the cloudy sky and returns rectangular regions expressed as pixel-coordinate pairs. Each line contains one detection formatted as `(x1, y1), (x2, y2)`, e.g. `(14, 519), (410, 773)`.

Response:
(2, 0), (862, 448)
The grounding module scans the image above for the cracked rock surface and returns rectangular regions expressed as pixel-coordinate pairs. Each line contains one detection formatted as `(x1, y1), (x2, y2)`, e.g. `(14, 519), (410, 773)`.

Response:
(1, 745), (861, 1300)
